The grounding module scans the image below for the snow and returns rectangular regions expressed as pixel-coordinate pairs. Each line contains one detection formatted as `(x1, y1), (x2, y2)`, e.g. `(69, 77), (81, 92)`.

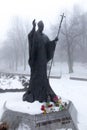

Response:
(0, 63), (87, 130)
(0, 77), (23, 90)
(0, 74), (29, 90)
(50, 76), (87, 130)
(6, 94), (43, 115)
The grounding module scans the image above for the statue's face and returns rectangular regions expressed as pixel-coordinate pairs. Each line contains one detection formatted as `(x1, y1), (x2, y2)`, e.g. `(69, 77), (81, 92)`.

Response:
(38, 24), (44, 32)
(38, 21), (44, 32)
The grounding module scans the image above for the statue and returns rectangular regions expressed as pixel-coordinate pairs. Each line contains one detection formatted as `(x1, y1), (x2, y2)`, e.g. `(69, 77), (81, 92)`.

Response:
(23, 19), (58, 103)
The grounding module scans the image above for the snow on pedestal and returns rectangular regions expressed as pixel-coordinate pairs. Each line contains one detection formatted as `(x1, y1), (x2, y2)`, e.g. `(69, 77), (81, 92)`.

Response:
(1, 99), (78, 130)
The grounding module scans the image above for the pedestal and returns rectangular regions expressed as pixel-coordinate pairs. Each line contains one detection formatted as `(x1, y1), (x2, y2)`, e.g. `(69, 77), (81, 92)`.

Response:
(1, 101), (78, 130)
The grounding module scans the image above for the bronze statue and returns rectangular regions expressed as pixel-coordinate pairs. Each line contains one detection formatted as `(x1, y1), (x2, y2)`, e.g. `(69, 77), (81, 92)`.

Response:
(23, 19), (58, 103)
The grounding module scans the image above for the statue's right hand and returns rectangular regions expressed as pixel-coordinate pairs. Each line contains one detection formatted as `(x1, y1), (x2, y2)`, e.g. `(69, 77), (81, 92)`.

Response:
(32, 19), (36, 28)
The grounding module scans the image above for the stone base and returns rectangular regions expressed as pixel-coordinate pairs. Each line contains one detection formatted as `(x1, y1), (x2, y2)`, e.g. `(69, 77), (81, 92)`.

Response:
(1, 101), (78, 130)
(70, 73), (87, 81)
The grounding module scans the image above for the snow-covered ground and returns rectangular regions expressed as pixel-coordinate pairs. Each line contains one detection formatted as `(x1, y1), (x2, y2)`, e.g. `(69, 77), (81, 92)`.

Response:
(0, 63), (87, 130)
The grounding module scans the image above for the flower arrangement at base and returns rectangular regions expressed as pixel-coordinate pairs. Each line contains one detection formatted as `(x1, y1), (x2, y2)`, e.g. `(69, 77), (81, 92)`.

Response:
(41, 103), (54, 114)
(40, 95), (68, 114)
(41, 105), (46, 114)
(53, 96), (61, 106)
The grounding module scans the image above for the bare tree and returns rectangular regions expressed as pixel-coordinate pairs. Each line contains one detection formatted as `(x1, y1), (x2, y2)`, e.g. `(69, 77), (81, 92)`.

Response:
(0, 42), (15, 70)
(7, 16), (30, 71)
(51, 6), (84, 73)
(62, 17), (81, 73)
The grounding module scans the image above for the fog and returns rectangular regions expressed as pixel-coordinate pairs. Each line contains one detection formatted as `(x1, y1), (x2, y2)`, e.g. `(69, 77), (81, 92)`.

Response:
(0, 0), (87, 73)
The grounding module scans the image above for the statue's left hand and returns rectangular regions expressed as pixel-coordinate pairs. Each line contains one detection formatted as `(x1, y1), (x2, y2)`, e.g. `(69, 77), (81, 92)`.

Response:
(54, 37), (58, 42)
(55, 37), (59, 42)
(32, 19), (36, 28)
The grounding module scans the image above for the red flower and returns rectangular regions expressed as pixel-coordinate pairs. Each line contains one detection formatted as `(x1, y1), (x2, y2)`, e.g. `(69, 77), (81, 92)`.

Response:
(53, 96), (58, 102)
(41, 105), (45, 111)
(48, 104), (53, 108)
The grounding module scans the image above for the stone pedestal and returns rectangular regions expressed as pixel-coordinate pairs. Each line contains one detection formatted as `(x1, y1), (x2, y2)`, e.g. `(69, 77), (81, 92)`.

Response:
(1, 101), (78, 130)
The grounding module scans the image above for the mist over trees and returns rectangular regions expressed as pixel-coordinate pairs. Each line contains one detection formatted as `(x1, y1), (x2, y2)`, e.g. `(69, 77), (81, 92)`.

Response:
(0, 6), (87, 73)
(53, 7), (87, 73)
(0, 16), (30, 71)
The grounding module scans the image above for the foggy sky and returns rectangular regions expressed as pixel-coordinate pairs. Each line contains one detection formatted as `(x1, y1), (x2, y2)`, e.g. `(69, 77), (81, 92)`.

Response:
(0, 0), (87, 47)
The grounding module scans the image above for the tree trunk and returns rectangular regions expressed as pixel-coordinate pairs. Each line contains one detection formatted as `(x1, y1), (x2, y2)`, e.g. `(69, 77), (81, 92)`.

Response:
(67, 42), (73, 73)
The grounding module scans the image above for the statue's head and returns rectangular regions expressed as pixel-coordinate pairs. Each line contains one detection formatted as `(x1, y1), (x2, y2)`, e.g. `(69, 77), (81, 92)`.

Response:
(37, 20), (44, 33)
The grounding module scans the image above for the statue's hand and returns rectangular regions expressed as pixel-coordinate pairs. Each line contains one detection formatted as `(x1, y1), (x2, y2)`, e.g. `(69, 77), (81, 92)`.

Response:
(32, 19), (36, 28)
(54, 37), (58, 42)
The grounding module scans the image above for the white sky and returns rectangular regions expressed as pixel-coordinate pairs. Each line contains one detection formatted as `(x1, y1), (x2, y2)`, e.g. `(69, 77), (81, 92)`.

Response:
(0, 0), (87, 45)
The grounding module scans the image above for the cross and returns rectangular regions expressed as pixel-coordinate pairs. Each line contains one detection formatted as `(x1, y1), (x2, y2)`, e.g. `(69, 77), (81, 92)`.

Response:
(57, 13), (66, 38)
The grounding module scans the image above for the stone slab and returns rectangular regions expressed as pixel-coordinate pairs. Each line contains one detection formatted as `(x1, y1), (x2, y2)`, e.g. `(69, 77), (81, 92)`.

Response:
(1, 101), (78, 130)
(70, 73), (87, 81)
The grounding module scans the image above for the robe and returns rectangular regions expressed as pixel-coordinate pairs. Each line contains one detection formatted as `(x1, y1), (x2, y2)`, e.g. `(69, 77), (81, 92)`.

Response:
(23, 28), (57, 103)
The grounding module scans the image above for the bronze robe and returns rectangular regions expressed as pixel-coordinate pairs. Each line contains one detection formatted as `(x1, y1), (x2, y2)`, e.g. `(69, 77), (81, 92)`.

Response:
(23, 28), (57, 102)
